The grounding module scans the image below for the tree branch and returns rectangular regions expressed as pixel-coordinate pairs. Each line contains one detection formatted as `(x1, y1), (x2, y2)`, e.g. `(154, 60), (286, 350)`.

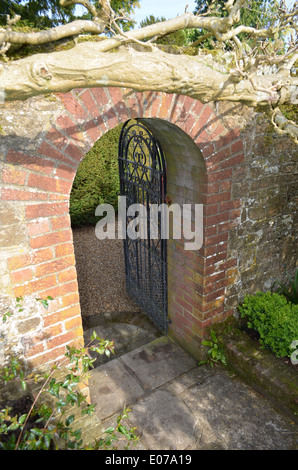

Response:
(268, 107), (298, 144)
(0, 20), (106, 46)
(60, 0), (99, 19)
(0, 1), (297, 143)
(0, 43), (296, 104)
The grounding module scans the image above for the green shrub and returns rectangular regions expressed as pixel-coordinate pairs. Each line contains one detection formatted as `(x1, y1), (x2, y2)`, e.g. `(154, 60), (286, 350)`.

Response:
(69, 124), (123, 227)
(238, 291), (298, 359)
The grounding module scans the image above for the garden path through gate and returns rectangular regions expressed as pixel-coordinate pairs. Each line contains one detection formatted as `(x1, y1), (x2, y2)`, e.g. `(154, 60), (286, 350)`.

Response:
(118, 120), (168, 334)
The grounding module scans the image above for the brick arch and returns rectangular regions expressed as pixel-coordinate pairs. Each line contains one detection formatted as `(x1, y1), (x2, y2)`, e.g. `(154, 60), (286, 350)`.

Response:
(2, 87), (244, 367)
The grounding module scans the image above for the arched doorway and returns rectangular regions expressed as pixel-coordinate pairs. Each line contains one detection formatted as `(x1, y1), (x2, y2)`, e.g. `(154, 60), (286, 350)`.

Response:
(1, 87), (244, 372)
(70, 121), (163, 366)
(71, 114), (207, 363)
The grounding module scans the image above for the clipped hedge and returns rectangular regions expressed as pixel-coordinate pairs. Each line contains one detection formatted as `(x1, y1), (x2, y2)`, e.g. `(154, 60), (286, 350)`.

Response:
(238, 291), (298, 359)
(69, 123), (123, 227)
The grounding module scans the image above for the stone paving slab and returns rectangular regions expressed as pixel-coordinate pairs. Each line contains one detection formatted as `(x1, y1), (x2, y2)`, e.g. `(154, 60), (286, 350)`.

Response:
(89, 359), (144, 421)
(127, 389), (198, 450)
(120, 336), (197, 392)
(84, 322), (161, 367)
(178, 368), (298, 450)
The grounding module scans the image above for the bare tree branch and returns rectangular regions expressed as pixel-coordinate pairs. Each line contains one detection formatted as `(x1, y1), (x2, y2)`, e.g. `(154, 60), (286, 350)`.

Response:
(60, 0), (99, 19)
(268, 107), (298, 144)
(0, 20), (106, 46)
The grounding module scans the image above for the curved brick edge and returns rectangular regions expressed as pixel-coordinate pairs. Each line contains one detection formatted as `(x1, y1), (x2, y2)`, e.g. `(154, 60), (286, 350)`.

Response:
(1, 87), (244, 367)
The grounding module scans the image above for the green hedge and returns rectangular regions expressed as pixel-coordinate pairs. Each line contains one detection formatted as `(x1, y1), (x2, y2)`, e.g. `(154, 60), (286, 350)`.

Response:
(69, 124), (123, 227)
(238, 291), (298, 359)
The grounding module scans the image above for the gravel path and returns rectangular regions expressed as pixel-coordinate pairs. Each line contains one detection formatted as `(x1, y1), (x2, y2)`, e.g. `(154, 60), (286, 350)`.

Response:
(72, 222), (141, 320)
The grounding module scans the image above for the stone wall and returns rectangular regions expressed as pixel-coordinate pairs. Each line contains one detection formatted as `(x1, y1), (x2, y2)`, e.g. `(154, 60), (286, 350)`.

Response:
(219, 105), (298, 312)
(0, 88), (297, 371)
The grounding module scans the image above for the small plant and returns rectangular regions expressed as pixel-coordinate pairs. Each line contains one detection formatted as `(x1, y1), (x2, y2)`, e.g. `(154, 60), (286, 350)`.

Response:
(2, 296), (54, 323)
(271, 268), (298, 305)
(199, 330), (227, 367)
(238, 291), (298, 358)
(0, 297), (138, 450)
(94, 406), (138, 450)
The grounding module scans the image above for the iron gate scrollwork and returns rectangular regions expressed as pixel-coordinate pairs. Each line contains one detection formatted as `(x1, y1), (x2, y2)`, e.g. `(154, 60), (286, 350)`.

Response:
(118, 120), (168, 334)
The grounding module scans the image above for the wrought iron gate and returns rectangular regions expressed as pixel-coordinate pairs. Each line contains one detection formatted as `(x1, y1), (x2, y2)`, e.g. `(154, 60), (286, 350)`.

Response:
(118, 120), (168, 334)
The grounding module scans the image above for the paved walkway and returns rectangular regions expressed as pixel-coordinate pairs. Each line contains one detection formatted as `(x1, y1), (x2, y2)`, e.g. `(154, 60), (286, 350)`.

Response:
(87, 336), (298, 450)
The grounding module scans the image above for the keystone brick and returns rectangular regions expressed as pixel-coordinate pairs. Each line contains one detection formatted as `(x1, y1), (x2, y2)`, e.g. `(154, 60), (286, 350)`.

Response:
(80, 89), (101, 118)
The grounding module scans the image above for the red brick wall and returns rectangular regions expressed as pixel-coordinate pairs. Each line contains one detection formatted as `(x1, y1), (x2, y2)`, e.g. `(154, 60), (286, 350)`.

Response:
(0, 87), (244, 366)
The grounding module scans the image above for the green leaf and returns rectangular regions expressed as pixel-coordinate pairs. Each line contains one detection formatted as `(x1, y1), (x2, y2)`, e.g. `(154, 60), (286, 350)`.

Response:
(91, 331), (98, 341)
(104, 427), (115, 434)
(21, 380), (27, 391)
(65, 415), (75, 426)
(2, 311), (13, 323)
(18, 414), (27, 425)
(8, 422), (21, 431)
(202, 340), (213, 347)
